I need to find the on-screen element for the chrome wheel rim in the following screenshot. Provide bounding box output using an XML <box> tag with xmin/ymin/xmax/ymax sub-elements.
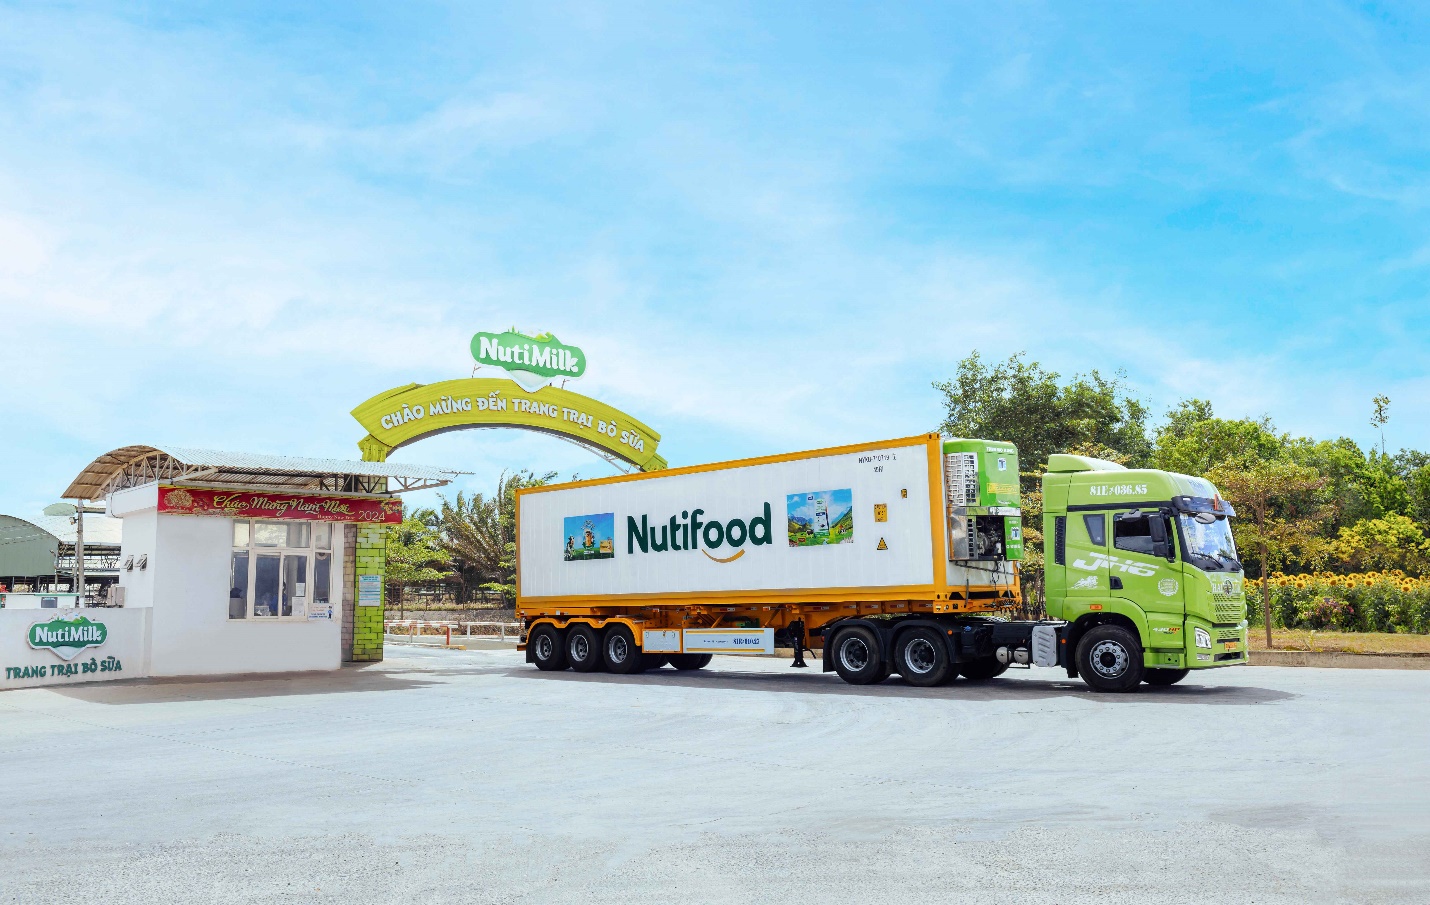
<box><xmin>904</xmin><ymin>638</ymin><xmax>937</xmax><ymax>675</ymax></box>
<box><xmin>535</xmin><ymin>635</ymin><xmax>553</xmax><ymax>660</ymax></box>
<box><xmin>1090</xmin><ymin>639</ymin><xmax>1129</xmax><ymax>678</ymax></box>
<box><xmin>609</xmin><ymin>635</ymin><xmax>629</xmax><ymax>663</ymax></box>
<box><xmin>570</xmin><ymin>635</ymin><xmax>589</xmax><ymax>661</ymax></box>
<box><xmin>839</xmin><ymin>637</ymin><xmax>870</xmax><ymax>672</ymax></box>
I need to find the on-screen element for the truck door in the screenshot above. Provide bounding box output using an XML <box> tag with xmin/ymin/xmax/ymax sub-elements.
<box><xmin>1066</xmin><ymin>512</ymin><xmax>1110</xmax><ymax>599</ymax></box>
<box><xmin>1109</xmin><ymin>509</ymin><xmax>1181</xmax><ymax>616</ymax></box>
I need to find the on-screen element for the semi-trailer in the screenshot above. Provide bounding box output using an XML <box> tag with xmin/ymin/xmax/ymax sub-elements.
<box><xmin>515</xmin><ymin>433</ymin><xmax>1248</xmax><ymax>692</ymax></box>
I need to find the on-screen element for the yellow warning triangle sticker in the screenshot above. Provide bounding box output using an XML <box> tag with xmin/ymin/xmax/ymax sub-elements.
<box><xmin>876</xmin><ymin>537</ymin><xmax>888</xmax><ymax>551</ymax></box>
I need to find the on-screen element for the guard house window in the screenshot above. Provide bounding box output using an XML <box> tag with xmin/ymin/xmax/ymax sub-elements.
<box><xmin>229</xmin><ymin>520</ymin><xmax>330</xmax><ymax>620</ymax></box>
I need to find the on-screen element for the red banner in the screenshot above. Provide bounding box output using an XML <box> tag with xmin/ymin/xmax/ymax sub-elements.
<box><xmin>157</xmin><ymin>485</ymin><xmax>402</xmax><ymax>524</ymax></box>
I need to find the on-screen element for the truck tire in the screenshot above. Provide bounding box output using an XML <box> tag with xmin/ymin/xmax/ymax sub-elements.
<box><xmin>567</xmin><ymin>624</ymin><xmax>602</xmax><ymax>672</ymax></box>
<box><xmin>603</xmin><ymin>624</ymin><xmax>646</xmax><ymax>674</ymax></box>
<box><xmin>643</xmin><ymin>655</ymin><xmax>670</xmax><ymax>670</ymax></box>
<box><xmin>957</xmin><ymin>657</ymin><xmax>1009</xmax><ymax>681</ymax></box>
<box><xmin>529</xmin><ymin>624</ymin><xmax>567</xmax><ymax>671</ymax></box>
<box><xmin>1076</xmin><ymin>624</ymin><xmax>1145</xmax><ymax>692</ymax></box>
<box><xmin>1143</xmin><ymin>668</ymin><xmax>1190</xmax><ymax>686</ymax></box>
<box><xmin>831</xmin><ymin>627</ymin><xmax>887</xmax><ymax>685</ymax></box>
<box><xmin>893</xmin><ymin>627</ymin><xmax>951</xmax><ymax>687</ymax></box>
<box><xmin>668</xmin><ymin>653</ymin><xmax>712</xmax><ymax>670</ymax></box>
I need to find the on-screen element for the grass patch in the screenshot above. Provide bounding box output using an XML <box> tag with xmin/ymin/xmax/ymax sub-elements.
<box><xmin>1249</xmin><ymin>629</ymin><xmax>1430</xmax><ymax>655</ymax></box>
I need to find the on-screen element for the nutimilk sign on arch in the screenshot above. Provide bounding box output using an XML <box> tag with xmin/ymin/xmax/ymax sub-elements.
<box><xmin>471</xmin><ymin>329</ymin><xmax>586</xmax><ymax>392</ymax></box>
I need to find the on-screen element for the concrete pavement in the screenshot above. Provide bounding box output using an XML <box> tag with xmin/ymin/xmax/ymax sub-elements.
<box><xmin>2</xmin><ymin>649</ymin><xmax>1427</xmax><ymax>904</ymax></box>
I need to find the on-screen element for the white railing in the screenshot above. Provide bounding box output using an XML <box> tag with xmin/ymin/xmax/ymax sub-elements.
<box><xmin>384</xmin><ymin>620</ymin><xmax>522</xmax><ymax>644</ymax></box>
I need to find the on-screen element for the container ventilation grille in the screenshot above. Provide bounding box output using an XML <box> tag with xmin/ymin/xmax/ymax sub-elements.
<box><xmin>944</xmin><ymin>453</ymin><xmax>978</xmax><ymax>507</ymax></box>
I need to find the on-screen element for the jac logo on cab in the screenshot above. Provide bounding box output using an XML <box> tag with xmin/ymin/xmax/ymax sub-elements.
<box><xmin>1071</xmin><ymin>550</ymin><xmax>1157</xmax><ymax>577</ymax></box>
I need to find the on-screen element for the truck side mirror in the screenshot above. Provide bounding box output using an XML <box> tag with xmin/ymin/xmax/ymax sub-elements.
<box><xmin>1149</xmin><ymin>513</ymin><xmax>1173</xmax><ymax>561</ymax></box>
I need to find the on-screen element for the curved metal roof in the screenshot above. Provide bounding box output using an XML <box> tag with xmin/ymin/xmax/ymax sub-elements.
<box><xmin>63</xmin><ymin>446</ymin><xmax>469</xmax><ymax>500</ymax></box>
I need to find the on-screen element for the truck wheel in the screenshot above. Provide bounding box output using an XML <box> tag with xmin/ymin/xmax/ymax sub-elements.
<box><xmin>1076</xmin><ymin>624</ymin><xmax>1145</xmax><ymax>692</ymax></box>
<box><xmin>1143</xmin><ymin>668</ymin><xmax>1190</xmax><ymax>686</ymax></box>
<box><xmin>668</xmin><ymin>653</ymin><xmax>712</xmax><ymax>670</ymax></box>
<box><xmin>602</xmin><ymin>624</ymin><xmax>646</xmax><ymax>674</ymax></box>
<box><xmin>893</xmin><ymin>627</ymin><xmax>951</xmax><ymax>687</ymax></box>
<box><xmin>831</xmin><ymin>627</ymin><xmax>886</xmax><ymax>685</ymax></box>
<box><xmin>529</xmin><ymin>624</ymin><xmax>567</xmax><ymax>671</ymax></box>
<box><xmin>957</xmin><ymin>658</ymin><xmax>1009</xmax><ymax>681</ymax></box>
<box><xmin>567</xmin><ymin>624</ymin><xmax>602</xmax><ymax>672</ymax></box>
<box><xmin>643</xmin><ymin>655</ymin><xmax>670</xmax><ymax>670</ymax></box>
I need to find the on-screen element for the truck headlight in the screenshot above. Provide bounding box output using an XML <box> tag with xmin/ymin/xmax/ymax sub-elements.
<box><xmin>1194</xmin><ymin>627</ymin><xmax>1212</xmax><ymax>650</ymax></box>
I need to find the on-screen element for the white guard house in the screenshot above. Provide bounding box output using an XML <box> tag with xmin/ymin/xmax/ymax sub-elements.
<box><xmin>1</xmin><ymin>447</ymin><xmax>462</xmax><ymax>690</ymax></box>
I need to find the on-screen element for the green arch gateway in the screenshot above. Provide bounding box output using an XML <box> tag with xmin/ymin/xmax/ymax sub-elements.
<box><xmin>350</xmin><ymin>330</ymin><xmax>666</xmax><ymax>472</ymax></box>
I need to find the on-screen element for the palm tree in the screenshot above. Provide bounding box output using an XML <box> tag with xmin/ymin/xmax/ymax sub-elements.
<box><xmin>435</xmin><ymin>470</ymin><xmax>557</xmax><ymax>605</ymax></box>
<box><xmin>436</xmin><ymin>491</ymin><xmax>503</xmax><ymax>603</ymax></box>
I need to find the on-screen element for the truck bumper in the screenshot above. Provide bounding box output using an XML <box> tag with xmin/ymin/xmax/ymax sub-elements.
<box><xmin>1184</xmin><ymin>617</ymin><xmax>1247</xmax><ymax>669</ymax></box>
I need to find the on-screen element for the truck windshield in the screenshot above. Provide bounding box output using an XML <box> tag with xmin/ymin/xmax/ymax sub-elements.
<box><xmin>1178</xmin><ymin>514</ymin><xmax>1239</xmax><ymax>571</ymax></box>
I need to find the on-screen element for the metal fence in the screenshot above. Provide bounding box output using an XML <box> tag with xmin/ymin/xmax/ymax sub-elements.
<box><xmin>384</xmin><ymin>620</ymin><xmax>522</xmax><ymax>643</ymax></box>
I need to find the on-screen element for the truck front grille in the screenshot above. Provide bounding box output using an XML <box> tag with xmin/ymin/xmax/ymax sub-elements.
<box><xmin>1213</xmin><ymin>600</ymin><xmax>1245</xmax><ymax>624</ymax></box>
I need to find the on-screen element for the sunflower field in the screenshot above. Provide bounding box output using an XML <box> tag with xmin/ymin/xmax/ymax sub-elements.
<box><xmin>1245</xmin><ymin>571</ymin><xmax>1430</xmax><ymax>634</ymax></box>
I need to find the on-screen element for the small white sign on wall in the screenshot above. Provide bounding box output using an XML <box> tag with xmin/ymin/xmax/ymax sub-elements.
<box><xmin>357</xmin><ymin>575</ymin><xmax>382</xmax><ymax>607</ymax></box>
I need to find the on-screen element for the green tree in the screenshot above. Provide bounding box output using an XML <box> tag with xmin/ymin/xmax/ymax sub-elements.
<box><xmin>463</xmin><ymin>468</ymin><xmax>563</xmax><ymax>603</ymax></box>
<box><xmin>385</xmin><ymin>512</ymin><xmax>453</xmax><ymax>617</ymax></box>
<box><xmin>435</xmin><ymin>491</ymin><xmax>503</xmax><ymax>603</ymax></box>
<box><xmin>1291</xmin><ymin>438</ymin><xmax>1410</xmax><ymax>530</ymax></box>
<box><xmin>1336</xmin><ymin>514</ymin><xmax>1430</xmax><ymax>576</ymax></box>
<box><xmin>1152</xmin><ymin>399</ymin><xmax>1285</xmax><ymax>476</ymax></box>
<box><xmin>1206</xmin><ymin>457</ymin><xmax>1330</xmax><ymax>648</ymax></box>
<box><xmin>1371</xmin><ymin>394</ymin><xmax>1390</xmax><ymax>456</ymax></box>
<box><xmin>934</xmin><ymin>351</ymin><xmax>1151</xmax><ymax>489</ymax></box>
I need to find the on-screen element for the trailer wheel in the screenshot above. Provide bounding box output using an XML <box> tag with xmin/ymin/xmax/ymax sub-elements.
<box><xmin>1075</xmin><ymin>624</ymin><xmax>1145</xmax><ymax>692</ymax></box>
<box><xmin>668</xmin><ymin>653</ymin><xmax>713</xmax><ymax>670</ymax></box>
<box><xmin>831</xmin><ymin>627</ymin><xmax>886</xmax><ymax>685</ymax></box>
<box><xmin>567</xmin><ymin>624</ymin><xmax>602</xmax><ymax>672</ymax></box>
<box><xmin>957</xmin><ymin>658</ymin><xmax>1009</xmax><ymax>682</ymax></box>
<box><xmin>602</xmin><ymin>624</ymin><xmax>646</xmax><ymax>674</ymax></box>
<box><xmin>643</xmin><ymin>655</ymin><xmax>670</xmax><ymax>670</ymax></box>
<box><xmin>893</xmin><ymin>627</ymin><xmax>951</xmax><ymax>687</ymax></box>
<box><xmin>1143</xmin><ymin>668</ymin><xmax>1189</xmax><ymax>686</ymax></box>
<box><xmin>529</xmin><ymin>624</ymin><xmax>567</xmax><ymax>671</ymax></box>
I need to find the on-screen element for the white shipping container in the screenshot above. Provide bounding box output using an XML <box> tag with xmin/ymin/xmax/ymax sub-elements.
<box><xmin>518</xmin><ymin>439</ymin><xmax>938</xmax><ymax>601</ymax></box>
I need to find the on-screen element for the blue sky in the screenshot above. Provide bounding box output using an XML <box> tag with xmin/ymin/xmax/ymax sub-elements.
<box><xmin>1</xmin><ymin>2</ymin><xmax>1427</xmax><ymax>517</ymax></box>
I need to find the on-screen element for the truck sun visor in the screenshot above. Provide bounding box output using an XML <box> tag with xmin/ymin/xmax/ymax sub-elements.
<box><xmin>1172</xmin><ymin>495</ymin><xmax>1236</xmax><ymax>518</ymax></box>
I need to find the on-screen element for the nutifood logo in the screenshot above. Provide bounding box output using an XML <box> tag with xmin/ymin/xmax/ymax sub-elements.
<box><xmin>471</xmin><ymin>329</ymin><xmax>585</xmax><ymax>392</ymax></box>
<box><xmin>28</xmin><ymin>613</ymin><xmax>107</xmax><ymax>661</ymax></box>
<box><xmin>627</xmin><ymin>504</ymin><xmax>774</xmax><ymax>564</ymax></box>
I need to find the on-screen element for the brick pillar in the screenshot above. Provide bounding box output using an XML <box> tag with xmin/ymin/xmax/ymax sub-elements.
<box><xmin>341</xmin><ymin>524</ymin><xmax>358</xmax><ymax>662</ymax></box>
<box><xmin>351</xmin><ymin>523</ymin><xmax>388</xmax><ymax>662</ymax></box>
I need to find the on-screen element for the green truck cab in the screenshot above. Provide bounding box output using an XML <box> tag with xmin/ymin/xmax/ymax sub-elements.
<box><xmin>1042</xmin><ymin>453</ymin><xmax>1249</xmax><ymax>691</ymax></box>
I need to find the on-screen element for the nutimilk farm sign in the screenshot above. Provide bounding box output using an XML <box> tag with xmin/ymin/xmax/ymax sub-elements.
<box><xmin>4</xmin><ymin>612</ymin><xmax>125</xmax><ymax>683</ymax></box>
